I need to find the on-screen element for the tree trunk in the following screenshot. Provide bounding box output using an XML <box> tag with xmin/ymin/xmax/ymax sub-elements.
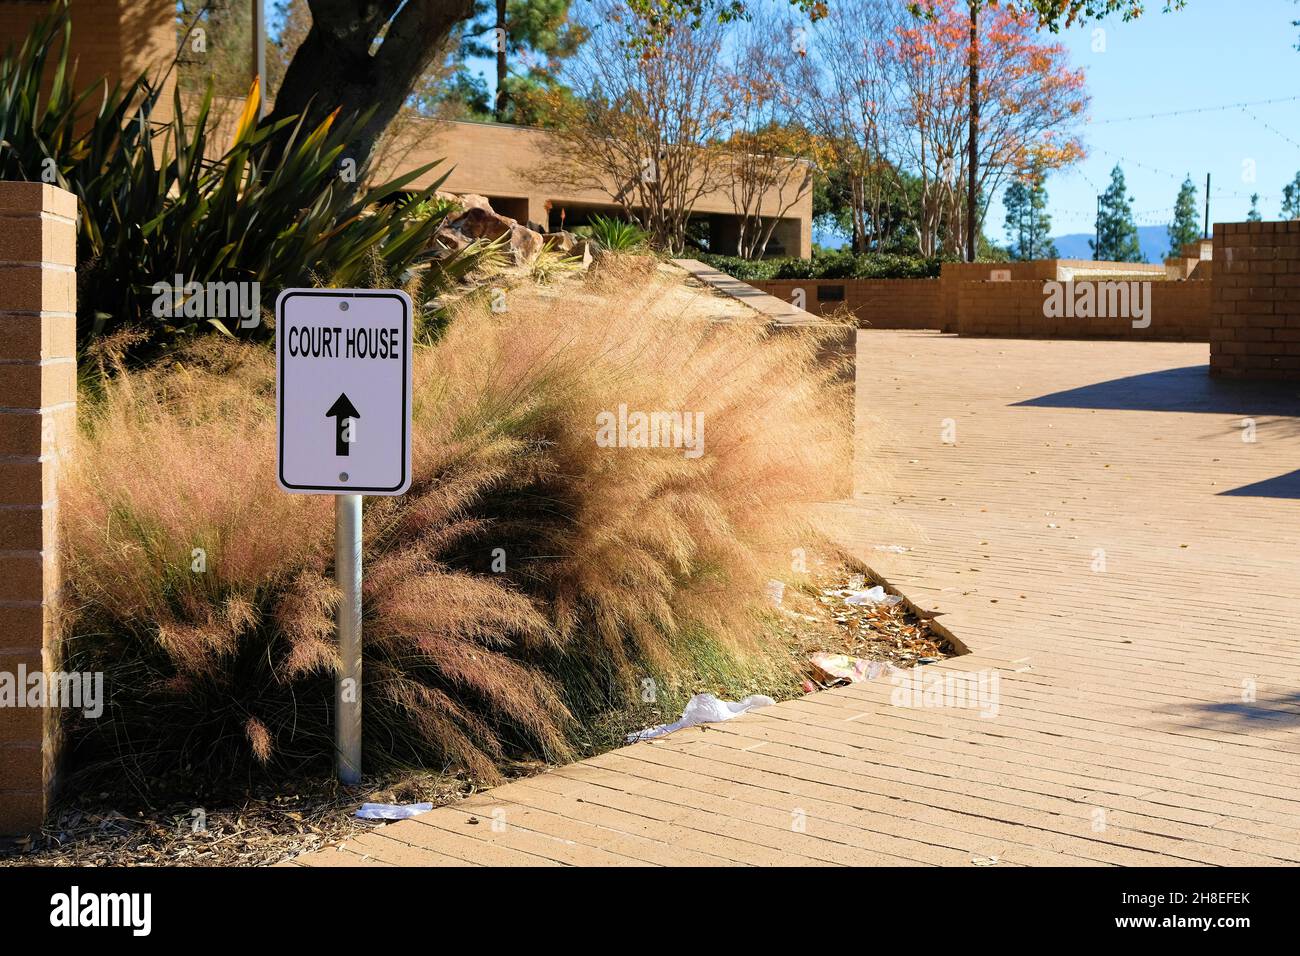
<box><xmin>851</xmin><ymin>176</ymin><xmax>868</xmax><ymax>254</ymax></box>
<box><xmin>966</xmin><ymin>0</ymin><xmax>979</xmax><ymax>262</ymax></box>
<box><xmin>494</xmin><ymin>0</ymin><xmax>508</xmax><ymax>120</ymax></box>
<box><xmin>267</xmin><ymin>0</ymin><xmax>476</xmax><ymax>171</ymax></box>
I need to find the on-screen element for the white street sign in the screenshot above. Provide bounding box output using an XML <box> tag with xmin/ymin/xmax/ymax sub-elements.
<box><xmin>276</xmin><ymin>289</ymin><xmax>413</xmax><ymax>495</ymax></box>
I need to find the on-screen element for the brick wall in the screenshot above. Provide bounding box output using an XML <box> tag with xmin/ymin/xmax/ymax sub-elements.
<box><xmin>0</xmin><ymin>182</ymin><xmax>77</xmax><ymax>835</ymax></box>
<box><xmin>939</xmin><ymin>261</ymin><xmax>1057</xmax><ymax>332</ymax></box>
<box><xmin>750</xmin><ymin>261</ymin><xmax>1173</xmax><ymax>334</ymax></box>
<box><xmin>751</xmin><ymin>278</ymin><xmax>941</xmax><ymax>329</ymax></box>
<box><xmin>1210</xmin><ymin>221</ymin><xmax>1300</xmax><ymax>378</ymax></box>
<box><xmin>940</xmin><ymin>260</ymin><xmax>1169</xmax><ymax>333</ymax></box>
<box><xmin>1149</xmin><ymin>282</ymin><xmax>1215</xmax><ymax>339</ymax></box>
<box><xmin>955</xmin><ymin>280</ymin><xmax>1047</xmax><ymax>336</ymax></box>
<box><xmin>957</xmin><ymin>279</ymin><xmax>1212</xmax><ymax>340</ymax></box>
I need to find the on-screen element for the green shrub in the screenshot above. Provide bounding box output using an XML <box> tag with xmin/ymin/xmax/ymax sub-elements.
<box><xmin>697</xmin><ymin>250</ymin><xmax>943</xmax><ymax>282</ymax></box>
<box><xmin>694</xmin><ymin>255</ymin><xmax>785</xmax><ymax>281</ymax></box>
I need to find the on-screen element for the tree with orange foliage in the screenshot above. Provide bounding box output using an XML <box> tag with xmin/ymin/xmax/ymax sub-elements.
<box><xmin>906</xmin><ymin>0</ymin><xmax>1176</xmax><ymax>258</ymax></box>
<box><xmin>896</xmin><ymin>0</ymin><xmax>1087</xmax><ymax>258</ymax></box>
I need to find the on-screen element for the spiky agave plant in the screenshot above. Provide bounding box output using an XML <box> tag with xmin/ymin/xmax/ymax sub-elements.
<box><xmin>578</xmin><ymin>214</ymin><xmax>651</xmax><ymax>252</ymax></box>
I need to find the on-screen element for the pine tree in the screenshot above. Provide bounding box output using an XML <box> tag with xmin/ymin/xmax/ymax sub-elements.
<box><xmin>1282</xmin><ymin>172</ymin><xmax>1300</xmax><ymax>220</ymax></box>
<box><xmin>459</xmin><ymin>0</ymin><xmax>586</xmax><ymax>124</ymax></box>
<box><xmin>1247</xmin><ymin>193</ymin><xmax>1262</xmax><ymax>222</ymax></box>
<box><xmin>1003</xmin><ymin>168</ymin><xmax>1058</xmax><ymax>260</ymax></box>
<box><xmin>1003</xmin><ymin>180</ymin><xmax>1029</xmax><ymax>260</ymax></box>
<box><xmin>1029</xmin><ymin>174</ymin><xmax>1060</xmax><ymax>259</ymax></box>
<box><xmin>1090</xmin><ymin>165</ymin><xmax>1143</xmax><ymax>263</ymax></box>
<box><xmin>1166</xmin><ymin>176</ymin><xmax>1201</xmax><ymax>258</ymax></box>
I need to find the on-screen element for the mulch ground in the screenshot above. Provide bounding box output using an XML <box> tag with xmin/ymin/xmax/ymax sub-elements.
<box><xmin>0</xmin><ymin>771</ymin><xmax>475</xmax><ymax>868</ymax></box>
<box><xmin>777</xmin><ymin>555</ymin><xmax>954</xmax><ymax>677</ymax></box>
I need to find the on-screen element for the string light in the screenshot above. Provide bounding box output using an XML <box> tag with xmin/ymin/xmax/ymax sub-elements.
<box><xmin>1087</xmin><ymin>145</ymin><xmax>1280</xmax><ymax>203</ymax></box>
<box><xmin>1013</xmin><ymin>98</ymin><xmax>1300</xmax><ymax>232</ymax></box>
<box><xmin>1240</xmin><ymin>107</ymin><xmax>1300</xmax><ymax>152</ymax></box>
<box><xmin>1093</xmin><ymin>95</ymin><xmax>1300</xmax><ymax>126</ymax></box>
<box><xmin>1063</xmin><ymin>93</ymin><xmax>1300</xmax><ymax>222</ymax></box>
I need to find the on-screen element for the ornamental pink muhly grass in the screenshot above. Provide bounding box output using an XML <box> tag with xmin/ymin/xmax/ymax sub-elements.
<box><xmin>60</xmin><ymin>261</ymin><xmax>850</xmax><ymax>785</ymax></box>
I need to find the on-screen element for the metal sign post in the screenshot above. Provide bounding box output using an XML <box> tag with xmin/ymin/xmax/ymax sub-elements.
<box><xmin>276</xmin><ymin>289</ymin><xmax>413</xmax><ymax>783</ymax></box>
<box><xmin>335</xmin><ymin>493</ymin><xmax>363</xmax><ymax>783</ymax></box>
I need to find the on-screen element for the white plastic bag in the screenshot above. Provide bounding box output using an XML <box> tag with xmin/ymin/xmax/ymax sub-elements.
<box><xmin>845</xmin><ymin>586</ymin><xmax>902</xmax><ymax>607</ymax></box>
<box><xmin>627</xmin><ymin>693</ymin><xmax>775</xmax><ymax>742</ymax></box>
<box><xmin>355</xmin><ymin>802</ymin><xmax>434</xmax><ymax>820</ymax></box>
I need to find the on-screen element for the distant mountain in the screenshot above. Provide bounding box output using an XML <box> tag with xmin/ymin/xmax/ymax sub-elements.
<box><xmin>1049</xmin><ymin>224</ymin><xmax>1172</xmax><ymax>265</ymax></box>
<box><xmin>817</xmin><ymin>222</ymin><xmax>1179</xmax><ymax>262</ymax></box>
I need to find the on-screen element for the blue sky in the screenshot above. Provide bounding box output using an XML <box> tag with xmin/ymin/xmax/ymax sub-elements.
<box><xmin>1044</xmin><ymin>0</ymin><xmax>1300</xmax><ymax>237</ymax></box>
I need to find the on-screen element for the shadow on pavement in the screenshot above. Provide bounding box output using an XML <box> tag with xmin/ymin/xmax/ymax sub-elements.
<box><xmin>1152</xmin><ymin>690</ymin><xmax>1300</xmax><ymax>736</ymax></box>
<box><xmin>1014</xmin><ymin>365</ymin><xmax>1300</xmax><ymax>416</ymax></box>
<box><xmin>1219</xmin><ymin>469</ymin><xmax>1300</xmax><ymax>500</ymax></box>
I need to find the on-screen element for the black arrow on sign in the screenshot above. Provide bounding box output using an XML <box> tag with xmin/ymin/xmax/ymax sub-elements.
<box><xmin>326</xmin><ymin>392</ymin><xmax>361</xmax><ymax>456</ymax></box>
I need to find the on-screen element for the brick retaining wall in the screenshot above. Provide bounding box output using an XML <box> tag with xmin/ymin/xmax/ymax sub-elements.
<box><xmin>752</xmin><ymin>259</ymin><xmax>1174</xmax><ymax>334</ymax></box>
<box><xmin>751</xmin><ymin>278</ymin><xmax>941</xmax><ymax>329</ymax></box>
<box><xmin>957</xmin><ymin>279</ymin><xmax>1212</xmax><ymax>340</ymax></box>
<box><xmin>939</xmin><ymin>261</ymin><xmax>1058</xmax><ymax>332</ymax></box>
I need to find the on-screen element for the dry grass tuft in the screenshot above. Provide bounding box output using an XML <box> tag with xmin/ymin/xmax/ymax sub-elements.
<box><xmin>61</xmin><ymin>263</ymin><xmax>850</xmax><ymax>789</ymax></box>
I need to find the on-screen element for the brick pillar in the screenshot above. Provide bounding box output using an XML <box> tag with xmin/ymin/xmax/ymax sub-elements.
<box><xmin>1211</xmin><ymin>221</ymin><xmax>1300</xmax><ymax>378</ymax></box>
<box><xmin>0</xmin><ymin>182</ymin><xmax>77</xmax><ymax>835</ymax></box>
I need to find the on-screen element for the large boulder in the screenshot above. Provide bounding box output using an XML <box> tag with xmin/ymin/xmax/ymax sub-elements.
<box><xmin>432</xmin><ymin>194</ymin><xmax>547</xmax><ymax>267</ymax></box>
<box><xmin>542</xmin><ymin>231</ymin><xmax>578</xmax><ymax>253</ymax></box>
<box><xmin>508</xmin><ymin>224</ymin><xmax>545</xmax><ymax>265</ymax></box>
<box><xmin>454</xmin><ymin>205</ymin><xmax>516</xmax><ymax>242</ymax></box>
<box><xmin>454</xmin><ymin>193</ymin><xmax>494</xmax><ymax>214</ymax></box>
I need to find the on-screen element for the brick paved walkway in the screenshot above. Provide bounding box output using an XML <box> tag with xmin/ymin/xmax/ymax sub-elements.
<box><xmin>289</xmin><ymin>332</ymin><xmax>1300</xmax><ymax>866</ymax></box>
